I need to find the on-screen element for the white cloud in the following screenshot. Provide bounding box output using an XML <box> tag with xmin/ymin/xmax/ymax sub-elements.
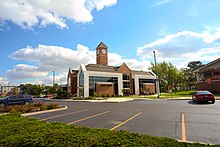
<box><xmin>7</xmin><ymin>43</ymin><xmax>151</xmax><ymax>85</ymax></box>
<box><xmin>93</xmin><ymin>0</ymin><xmax>117</xmax><ymax>11</ymax></box>
<box><xmin>0</xmin><ymin>77</ymin><xmax>9</xmax><ymax>86</ymax></box>
<box><xmin>137</xmin><ymin>28</ymin><xmax>220</xmax><ymax>68</ymax></box>
<box><xmin>34</xmin><ymin>72</ymin><xmax>68</xmax><ymax>85</ymax></box>
<box><xmin>0</xmin><ymin>0</ymin><xmax>117</xmax><ymax>29</ymax></box>
<box><xmin>108</xmin><ymin>53</ymin><xmax>151</xmax><ymax>71</ymax></box>
<box><xmin>153</xmin><ymin>0</ymin><xmax>172</xmax><ymax>7</ymax></box>
<box><xmin>6</xmin><ymin>64</ymin><xmax>48</xmax><ymax>79</ymax></box>
<box><xmin>10</xmin><ymin>44</ymin><xmax>96</xmax><ymax>72</ymax></box>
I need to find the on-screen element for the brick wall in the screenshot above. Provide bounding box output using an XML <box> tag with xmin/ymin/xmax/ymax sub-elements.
<box><xmin>71</xmin><ymin>76</ymin><xmax>77</xmax><ymax>96</ymax></box>
<box><xmin>96</xmin><ymin>83</ymin><xmax>114</xmax><ymax>96</ymax></box>
<box><xmin>196</xmin><ymin>81</ymin><xmax>220</xmax><ymax>93</ymax></box>
<box><xmin>117</xmin><ymin>63</ymin><xmax>133</xmax><ymax>95</ymax></box>
<box><xmin>143</xmin><ymin>83</ymin><xmax>155</xmax><ymax>94</ymax></box>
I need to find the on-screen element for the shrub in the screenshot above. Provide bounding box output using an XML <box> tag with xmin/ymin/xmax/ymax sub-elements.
<box><xmin>46</xmin><ymin>103</ymin><xmax>59</xmax><ymax>110</ymax></box>
<box><xmin>0</xmin><ymin>102</ymin><xmax>60</xmax><ymax>114</ymax></box>
<box><xmin>0</xmin><ymin>114</ymin><xmax>211</xmax><ymax>147</ymax></box>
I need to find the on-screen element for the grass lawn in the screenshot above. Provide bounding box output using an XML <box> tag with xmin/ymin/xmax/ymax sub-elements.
<box><xmin>0</xmin><ymin>113</ymin><xmax>217</xmax><ymax>146</ymax></box>
<box><xmin>72</xmin><ymin>90</ymin><xmax>220</xmax><ymax>100</ymax></box>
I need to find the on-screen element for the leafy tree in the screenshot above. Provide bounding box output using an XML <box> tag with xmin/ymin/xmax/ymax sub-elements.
<box><xmin>149</xmin><ymin>61</ymin><xmax>179</xmax><ymax>92</ymax></box>
<box><xmin>185</xmin><ymin>61</ymin><xmax>204</xmax><ymax>89</ymax></box>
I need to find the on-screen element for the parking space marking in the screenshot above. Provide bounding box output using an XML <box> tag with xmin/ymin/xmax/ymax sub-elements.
<box><xmin>110</xmin><ymin>112</ymin><xmax>142</xmax><ymax>131</ymax></box>
<box><xmin>68</xmin><ymin>111</ymin><xmax>110</xmax><ymax>125</ymax></box>
<box><xmin>40</xmin><ymin>109</ymin><xmax>88</xmax><ymax>121</ymax></box>
<box><xmin>181</xmin><ymin>113</ymin><xmax>187</xmax><ymax>141</ymax></box>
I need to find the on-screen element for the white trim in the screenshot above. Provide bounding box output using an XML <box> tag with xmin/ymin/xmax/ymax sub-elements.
<box><xmin>133</xmin><ymin>74</ymin><xmax>157</xmax><ymax>95</ymax></box>
<box><xmin>84</xmin><ymin>71</ymin><xmax>123</xmax><ymax>97</ymax></box>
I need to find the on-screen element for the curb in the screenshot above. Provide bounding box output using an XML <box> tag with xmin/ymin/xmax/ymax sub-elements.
<box><xmin>45</xmin><ymin>98</ymin><xmax>134</xmax><ymax>103</ymax></box>
<box><xmin>177</xmin><ymin>140</ymin><xmax>214</xmax><ymax>145</ymax></box>
<box><xmin>21</xmin><ymin>105</ymin><xmax>68</xmax><ymax>116</ymax></box>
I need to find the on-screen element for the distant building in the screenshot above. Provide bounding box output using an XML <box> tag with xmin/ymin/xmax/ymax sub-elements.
<box><xmin>194</xmin><ymin>58</ymin><xmax>220</xmax><ymax>93</ymax></box>
<box><xmin>0</xmin><ymin>86</ymin><xmax>20</xmax><ymax>96</ymax></box>
<box><xmin>67</xmin><ymin>42</ymin><xmax>158</xmax><ymax>97</ymax></box>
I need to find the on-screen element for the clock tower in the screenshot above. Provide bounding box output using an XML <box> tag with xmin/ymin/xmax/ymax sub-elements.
<box><xmin>96</xmin><ymin>42</ymin><xmax>108</xmax><ymax>66</ymax></box>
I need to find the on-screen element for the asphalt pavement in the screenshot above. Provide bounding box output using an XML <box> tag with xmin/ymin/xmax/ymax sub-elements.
<box><xmin>30</xmin><ymin>98</ymin><xmax>220</xmax><ymax>145</ymax></box>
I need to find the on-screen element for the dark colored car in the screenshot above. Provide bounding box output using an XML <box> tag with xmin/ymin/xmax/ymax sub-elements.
<box><xmin>192</xmin><ymin>90</ymin><xmax>215</xmax><ymax>104</ymax></box>
<box><xmin>0</xmin><ymin>95</ymin><xmax>34</xmax><ymax>107</ymax></box>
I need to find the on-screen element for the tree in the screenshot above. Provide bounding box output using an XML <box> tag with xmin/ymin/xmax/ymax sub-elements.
<box><xmin>187</xmin><ymin>61</ymin><xmax>203</xmax><ymax>70</ymax></box>
<box><xmin>149</xmin><ymin>61</ymin><xmax>179</xmax><ymax>92</ymax></box>
<box><xmin>186</xmin><ymin>61</ymin><xmax>204</xmax><ymax>89</ymax></box>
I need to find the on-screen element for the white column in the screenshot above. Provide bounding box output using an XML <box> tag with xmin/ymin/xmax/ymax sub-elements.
<box><xmin>134</xmin><ymin>75</ymin><xmax>139</xmax><ymax>95</ymax></box>
<box><xmin>84</xmin><ymin>72</ymin><xmax>89</xmax><ymax>97</ymax></box>
<box><xmin>195</xmin><ymin>73</ymin><xmax>201</xmax><ymax>82</ymax></box>
<box><xmin>118</xmin><ymin>74</ymin><xmax>123</xmax><ymax>95</ymax></box>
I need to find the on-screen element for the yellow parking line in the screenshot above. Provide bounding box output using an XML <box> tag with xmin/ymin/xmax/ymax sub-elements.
<box><xmin>181</xmin><ymin>113</ymin><xmax>187</xmax><ymax>141</ymax></box>
<box><xmin>40</xmin><ymin>109</ymin><xmax>88</xmax><ymax>121</ymax></box>
<box><xmin>68</xmin><ymin>111</ymin><xmax>110</xmax><ymax>125</ymax></box>
<box><xmin>110</xmin><ymin>112</ymin><xmax>142</xmax><ymax>131</ymax></box>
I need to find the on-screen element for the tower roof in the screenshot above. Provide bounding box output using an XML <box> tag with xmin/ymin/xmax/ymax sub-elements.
<box><xmin>96</xmin><ymin>42</ymin><xmax>108</xmax><ymax>48</ymax></box>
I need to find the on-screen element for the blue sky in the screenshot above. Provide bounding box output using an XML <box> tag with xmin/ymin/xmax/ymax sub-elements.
<box><xmin>0</xmin><ymin>0</ymin><xmax>220</xmax><ymax>86</ymax></box>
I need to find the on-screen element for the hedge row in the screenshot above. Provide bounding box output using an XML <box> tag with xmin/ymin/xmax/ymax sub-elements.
<box><xmin>0</xmin><ymin>114</ymin><xmax>216</xmax><ymax>147</ymax></box>
<box><xmin>0</xmin><ymin>102</ymin><xmax>59</xmax><ymax>114</ymax></box>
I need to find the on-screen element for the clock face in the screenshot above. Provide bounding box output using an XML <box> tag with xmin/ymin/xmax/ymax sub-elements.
<box><xmin>97</xmin><ymin>49</ymin><xmax>100</xmax><ymax>54</ymax></box>
<box><xmin>102</xmin><ymin>49</ymin><xmax>106</xmax><ymax>54</ymax></box>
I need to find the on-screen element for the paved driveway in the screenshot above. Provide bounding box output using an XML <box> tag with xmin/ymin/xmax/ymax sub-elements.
<box><xmin>30</xmin><ymin>99</ymin><xmax>220</xmax><ymax>144</ymax></box>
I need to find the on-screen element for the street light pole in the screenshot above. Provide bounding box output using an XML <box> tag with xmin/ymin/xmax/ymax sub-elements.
<box><xmin>52</xmin><ymin>71</ymin><xmax>55</xmax><ymax>87</ymax></box>
<box><xmin>153</xmin><ymin>51</ymin><xmax>160</xmax><ymax>98</ymax></box>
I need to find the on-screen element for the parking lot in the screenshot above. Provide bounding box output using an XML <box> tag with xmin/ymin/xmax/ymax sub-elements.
<box><xmin>30</xmin><ymin>99</ymin><xmax>220</xmax><ymax>144</ymax></box>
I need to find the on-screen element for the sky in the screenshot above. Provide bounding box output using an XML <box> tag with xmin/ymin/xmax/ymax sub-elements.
<box><xmin>0</xmin><ymin>0</ymin><xmax>220</xmax><ymax>86</ymax></box>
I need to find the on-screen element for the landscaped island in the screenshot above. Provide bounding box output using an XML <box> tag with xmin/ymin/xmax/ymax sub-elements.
<box><xmin>0</xmin><ymin>114</ymin><xmax>216</xmax><ymax>146</ymax></box>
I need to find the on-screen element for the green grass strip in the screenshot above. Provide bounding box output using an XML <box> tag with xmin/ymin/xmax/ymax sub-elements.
<box><xmin>0</xmin><ymin>113</ymin><xmax>219</xmax><ymax>147</ymax></box>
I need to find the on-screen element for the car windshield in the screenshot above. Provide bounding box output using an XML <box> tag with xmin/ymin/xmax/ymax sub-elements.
<box><xmin>0</xmin><ymin>96</ymin><xmax>10</xmax><ymax>99</ymax></box>
<box><xmin>197</xmin><ymin>91</ymin><xmax>212</xmax><ymax>95</ymax></box>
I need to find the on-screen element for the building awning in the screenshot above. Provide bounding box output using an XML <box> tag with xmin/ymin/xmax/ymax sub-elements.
<box><xmin>96</xmin><ymin>82</ymin><xmax>113</xmax><ymax>86</ymax></box>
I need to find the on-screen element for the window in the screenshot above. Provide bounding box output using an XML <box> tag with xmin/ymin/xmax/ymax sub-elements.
<box><xmin>213</xmin><ymin>71</ymin><xmax>220</xmax><ymax>76</ymax></box>
<box><xmin>79</xmin><ymin>72</ymin><xmax>84</xmax><ymax>87</ymax></box>
<box><xmin>123</xmin><ymin>81</ymin><xmax>130</xmax><ymax>88</ymax></box>
<box><xmin>139</xmin><ymin>79</ymin><xmax>155</xmax><ymax>94</ymax></box>
<box><xmin>123</xmin><ymin>73</ymin><xmax>129</xmax><ymax>80</ymax></box>
<box><xmin>89</xmin><ymin>76</ymin><xmax>118</xmax><ymax>96</ymax></box>
<box><xmin>204</xmin><ymin>72</ymin><xmax>212</xmax><ymax>77</ymax></box>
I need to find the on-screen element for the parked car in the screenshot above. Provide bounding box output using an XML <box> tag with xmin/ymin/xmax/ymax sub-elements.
<box><xmin>192</xmin><ymin>90</ymin><xmax>215</xmax><ymax>104</ymax></box>
<box><xmin>0</xmin><ymin>95</ymin><xmax>34</xmax><ymax>107</ymax></box>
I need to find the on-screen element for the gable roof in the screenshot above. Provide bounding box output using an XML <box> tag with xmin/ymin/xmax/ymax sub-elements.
<box><xmin>85</xmin><ymin>64</ymin><xmax>154</xmax><ymax>77</ymax></box>
<box><xmin>132</xmin><ymin>70</ymin><xmax>154</xmax><ymax>76</ymax></box>
<box><xmin>85</xmin><ymin>64</ymin><xmax>119</xmax><ymax>73</ymax></box>
<box><xmin>96</xmin><ymin>42</ymin><xmax>108</xmax><ymax>48</ymax></box>
<box><xmin>193</xmin><ymin>58</ymin><xmax>220</xmax><ymax>73</ymax></box>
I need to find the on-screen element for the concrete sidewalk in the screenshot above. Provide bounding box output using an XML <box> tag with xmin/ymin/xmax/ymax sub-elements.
<box><xmin>46</xmin><ymin>98</ymin><xmax>133</xmax><ymax>103</ymax></box>
<box><xmin>46</xmin><ymin>96</ymin><xmax>220</xmax><ymax>103</ymax></box>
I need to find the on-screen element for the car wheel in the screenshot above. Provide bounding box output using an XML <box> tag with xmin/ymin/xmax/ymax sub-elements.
<box><xmin>0</xmin><ymin>103</ymin><xmax>6</xmax><ymax>107</ymax></box>
<box><xmin>24</xmin><ymin>101</ymin><xmax>30</xmax><ymax>105</ymax></box>
<box><xmin>211</xmin><ymin>100</ymin><xmax>215</xmax><ymax>104</ymax></box>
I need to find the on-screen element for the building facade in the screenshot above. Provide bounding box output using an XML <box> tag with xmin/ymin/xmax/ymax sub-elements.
<box><xmin>0</xmin><ymin>86</ymin><xmax>20</xmax><ymax>96</ymax></box>
<box><xmin>194</xmin><ymin>58</ymin><xmax>220</xmax><ymax>93</ymax></box>
<box><xmin>68</xmin><ymin>42</ymin><xmax>158</xmax><ymax>97</ymax></box>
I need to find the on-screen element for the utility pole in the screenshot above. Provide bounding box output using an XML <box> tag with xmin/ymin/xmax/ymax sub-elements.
<box><xmin>52</xmin><ymin>71</ymin><xmax>55</xmax><ymax>87</ymax></box>
<box><xmin>153</xmin><ymin>51</ymin><xmax>160</xmax><ymax>98</ymax></box>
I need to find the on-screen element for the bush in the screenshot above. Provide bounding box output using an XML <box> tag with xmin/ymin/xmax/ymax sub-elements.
<box><xmin>0</xmin><ymin>114</ymin><xmax>212</xmax><ymax>146</ymax></box>
<box><xmin>111</xmin><ymin>94</ymin><xmax>115</xmax><ymax>97</ymax></box>
<box><xmin>0</xmin><ymin>103</ymin><xmax>60</xmax><ymax>114</ymax></box>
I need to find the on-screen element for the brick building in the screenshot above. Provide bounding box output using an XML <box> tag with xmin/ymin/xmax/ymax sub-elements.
<box><xmin>67</xmin><ymin>42</ymin><xmax>158</xmax><ymax>97</ymax></box>
<box><xmin>194</xmin><ymin>58</ymin><xmax>220</xmax><ymax>93</ymax></box>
